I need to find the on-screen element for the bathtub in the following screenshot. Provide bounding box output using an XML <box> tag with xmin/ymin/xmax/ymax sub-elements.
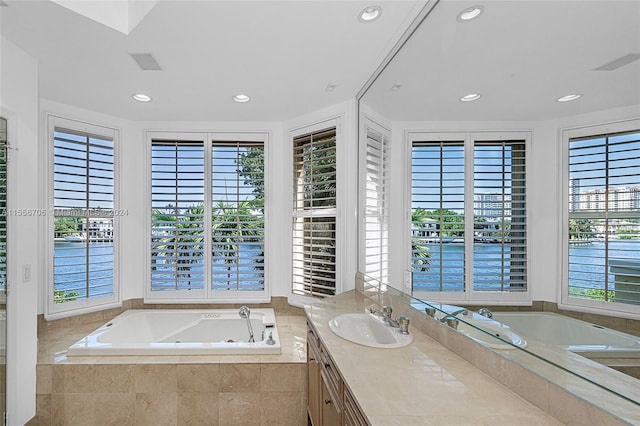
<box><xmin>491</xmin><ymin>312</ymin><xmax>640</xmax><ymax>359</ymax></box>
<box><xmin>67</xmin><ymin>308</ymin><xmax>281</xmax><ymax>356</ymax></box>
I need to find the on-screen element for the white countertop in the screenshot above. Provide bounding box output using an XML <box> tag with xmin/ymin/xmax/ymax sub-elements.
<box><xmin>305</xmin><ymin>290</ymin><xmax>564</xmax><ymax>425</ymax></box>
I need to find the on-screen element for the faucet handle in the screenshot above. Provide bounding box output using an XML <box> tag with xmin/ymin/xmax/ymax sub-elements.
<box><xmin>382</xmin><ymin>305</ymin><xmax>393</xmax><ymax>317</ymax></box>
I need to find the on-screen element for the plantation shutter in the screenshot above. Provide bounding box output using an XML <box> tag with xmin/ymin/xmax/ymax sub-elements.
<box><xmin>411</xmin><ymin>141</ymin><xmax>465</xmax><ymax>292</ymax></box>
<box><xmin>473</xmin><ymin>140</ymin><xmax>527</xmax><ymax>291</ymax></box>
<box><xmin>150</xmin><ymin>140</ymin><xmax>205</xmax><ymax>291</ymax></box>
<box><xmin>568</xmin><ymin>130</ymin><xmax>640</xmax><ymax>305</ymax></box>
<box><xmin>363</xmin><ymin>127</ymin><xmax>390</xmax><ymax>283</ymax></box>
<box><xmin>211</xmin><ymin>141</ymin><xmax>265</xmax><ymax>291</ymax></box>
<box><xmin>292</xmin><ymin>127</ymin><xmax>337</xmax><ymax>297</ymax></box>
<box><xmin>53</xmin><ymin>127</ymin><xmax>115</xmax><ymax>302</ymax></box>
<box><xmin>0</xmin><ymin>118</ymin><xmax>7</xmax><ymax>297</ymax></box>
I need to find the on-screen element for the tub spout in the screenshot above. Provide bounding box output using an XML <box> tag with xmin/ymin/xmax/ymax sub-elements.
<box><xmin>238</xmin><ymin>306</ymin><xmax>255</xmax><ymax>343</ymax></box>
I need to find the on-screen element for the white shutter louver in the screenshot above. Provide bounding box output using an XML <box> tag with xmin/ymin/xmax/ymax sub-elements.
<box><xmin>292</xmin><ymin>128</ymin><xmax>337</xmax><ymax>298</ymax></box>
<box><xmin>151</xmin><ymin>140</ymin><xmax>205</xmax><ymax>291</ymax></box>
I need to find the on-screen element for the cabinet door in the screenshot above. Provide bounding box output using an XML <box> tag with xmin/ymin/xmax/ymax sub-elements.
<box><xmin>321</xmin><ymin>371</ymin><xmax>342</xmax><ymax>426</ymax></box>
<box><xmin>308</xmin><ymin>341</ymin><xmax>322</xmax><ymax>426</ymax></box>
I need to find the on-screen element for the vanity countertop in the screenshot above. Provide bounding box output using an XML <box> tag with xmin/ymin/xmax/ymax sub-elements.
<box><xmin>305</xmin><ymin>290</ymin><xmax>563</xmax><ymax>425</ymax></box>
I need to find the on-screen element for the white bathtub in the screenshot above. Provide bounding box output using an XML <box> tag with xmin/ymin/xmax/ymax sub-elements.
<box><xmin>491</xmin><ymin>312</ymin><xmax>640</xmax><ymax>358</ymax></box>
<box><xmin>67</xmin><ymin>308</ymin><xmax>281</xmax><ymax>356</ymax></box>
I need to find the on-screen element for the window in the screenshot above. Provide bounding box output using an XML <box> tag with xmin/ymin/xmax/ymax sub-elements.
<box><xmin>292</xmin><ymin>127</ymin><xmax>337</xmax><ymax>298</ymax></box>
<box><xmin>49</xmin><ymin>117</ymin><xmax>119</xmax><ymax>315</ymax></box>
<box><xmin>362</xmin><ymin>123</ymin><xmax>390</xmax><ymax>283</ymax></box>
<box><xmin>149</xmin><ymin>133</ymin><xmax>267</xmax><ymax>301</ymax></box>
<box><xmin>151</xmin><ymin>140</ymin><xmax>205</xmax><ymax>292</ymax></box>
<box><xmin>566</xmin><ymin>128</ymin><xmax>640</xmax><ymax>310</ymax></box>
<box><xmin>211</xmin><ymin>141</ymin><xmax>265</xmax><ymax>291</ymax></box>
<box><xmin>409</xmin><ymin>132</ymin><xmax>528</xmax><ymax>302</ymax></box>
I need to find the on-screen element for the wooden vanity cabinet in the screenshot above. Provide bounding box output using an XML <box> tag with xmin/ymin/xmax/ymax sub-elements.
<box><xmin>307</xmin><ymin>321</ymin><xmax>369</xmax><ymax>426</ymax></box>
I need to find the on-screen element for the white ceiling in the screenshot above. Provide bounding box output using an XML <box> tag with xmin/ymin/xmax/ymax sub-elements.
<box><xmin>363</xmin><ymin>0</ymin><xmax>640</xmax><ymax>122</ymax></box>
<box><xmin>0</xmin><ymin>0</ymin><xmax>426</xmax><ymax>121</ymax></box>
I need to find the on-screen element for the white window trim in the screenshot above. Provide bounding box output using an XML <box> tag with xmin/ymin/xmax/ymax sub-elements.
<box><xmin>559</xmin><ymin>118</ymin><xmax>640</xmax><ymax>319</ymax></box>
<box><xmin>358</xmin><ymin>115</ymin><xmax>391</xmax><ymax>283</ymax></box>
<box><xmin>287</xmin><ymin>116</ymin><xmax>345</xmax><ymax>307</ymax></box>
<box><xmin>406</xmin><ymin>130</ymin><xmax>532</xmax><ymax>305</ymax></box>
<box><xmin>144</xmin><ymin>130</ymin><xmax>271</xmax><ymax>304</ymax></box>
<box><xmin>45</xmin><ymin>114</ymin><xmax>121</xmax><ymax>320</ymax></box>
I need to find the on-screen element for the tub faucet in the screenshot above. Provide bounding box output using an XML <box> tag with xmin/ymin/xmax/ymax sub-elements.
<box><xmin>439</xmin><ymin>308</ymin><xmax>468</xmax><ymax>323</ymax></box>
<box><xmin>238</xmin><ymin>306</ymin><xmax>255</xmax><ymax>343</ymax></box>
<box><xmin>477</xmin><ymin>307</ymin><xmax>493</xmax><ymax>319</ymax></box>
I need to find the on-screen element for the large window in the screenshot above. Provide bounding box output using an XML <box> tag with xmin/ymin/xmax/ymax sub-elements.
<box><xmin>149</xmin><ymin>133</ymin><xmax>267</xmax><ymax>301</ymax></box>
<box><xmin>410</xmin><ymin>132</ymin><xmax>528</xmax><ymax>302</ymax></box>
<box><xmin>292</xmin><ymin>127</ymin><xmax>337</xmax><ymax>298</ymax></box>
<box><xmin>566</xmin><ymin>128</ymin><xmax>640</xmax><ymax>310</ymax></box>
<box><xmin>49</xmin><ymin>117</ymin><xmax>119</xmax><ymax>316</ymax></box>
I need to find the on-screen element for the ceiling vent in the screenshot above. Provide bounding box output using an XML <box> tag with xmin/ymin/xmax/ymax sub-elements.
<box><xmin>594</xmin><ymin>53</ymin><xmax>640</xmax><ymax>71</ymax></box>
<box><xmin>129</xmin><ymin>53</ymin><xmax>162</xmax><ymax>71</ymax></box>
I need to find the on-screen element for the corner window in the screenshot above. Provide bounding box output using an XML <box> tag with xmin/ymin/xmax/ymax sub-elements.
<box><xmin>48</xmin><ymin>116</ymin><xmax>119</xmax><ymax>316</ymax></box>
<box><xmin>566</xmin><ymin>127</ymin><xmax>640</xmax><ymax>311</ymax></box>
<box><xmin>292</xmin><ymin>126</ymin><xmax>337</xmax><ymax>298</ymax></box>
<box><xmin>409</xmin><ymin>132</ymin><xmax>529</xmax><ymax>302</ymax></box>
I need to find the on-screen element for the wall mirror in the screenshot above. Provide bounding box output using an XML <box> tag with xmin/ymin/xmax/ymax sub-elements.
<box><xmin>357</xmin><ymin>0</ymin><xmax>640</xmax><ymax>420</ymax></box>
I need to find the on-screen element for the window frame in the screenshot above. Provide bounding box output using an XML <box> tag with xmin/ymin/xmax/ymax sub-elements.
<box><xmin>359</xmin><ymin>117</ymin><xmax>391</xmax><ymax>284</ymax></box>
<box><xmin>560</xmin><ymin>119</ymin><xmax>640</xmax><ymax>317</ymax></box>
<box><xmin>406</xmin><ymin>130</ymin><xmax>532</xmax><ymax>305</ymax></box>
<box><xmin>288</xmin><ymin>118</ymin><xmax>343</xmax><ymax>305</ymax></box>
<box><xmin>145</xmin><ymin>131</ymin><xmax>271</xmax><ymax>303</ymax></box>
<box><xmin>46</xmin><ymin>114</ymin><xmax>121</xmax><ymax>319</ymax></box>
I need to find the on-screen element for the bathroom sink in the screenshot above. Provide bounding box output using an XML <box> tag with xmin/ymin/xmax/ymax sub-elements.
<box><xmin>456</xmin><ymin>318</ymin><xmax>526</xmax><ymax>350</ymax></box>
<box><xmin>328</xmin><ymin>313</ymin><xmax>414</xmax><ymax>348</ymax></box>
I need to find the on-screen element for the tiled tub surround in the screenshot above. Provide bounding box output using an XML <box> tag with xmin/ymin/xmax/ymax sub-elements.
<box><xmin>356</xmin><ymin>280</ymin><xmax>640</xmax><ymax>425</ymax></box>
<box><xmin>30</xmin><ymin>298</ymin><xmax>308</xmax><ymax>426</ymax></box>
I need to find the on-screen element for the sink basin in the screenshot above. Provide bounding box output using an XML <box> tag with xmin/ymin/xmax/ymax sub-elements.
<box><xmin>456</xmin><ymin>318</ymin><xmax>526</xmax><ymax>350</ymax></box>
<box><xmin>328</xmin><ymin>313</ymin><xmax>414</xmax><ymax>348</ymax></box>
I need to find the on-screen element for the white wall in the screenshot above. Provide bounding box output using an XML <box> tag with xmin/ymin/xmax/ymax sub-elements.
<box><xmin>389</xmin><ymin>105</ymin><xmax>640</xmax><ymax>307</ymax></box>
<box><xmin>1</xmin><ymin>36</ymin><xmax>39</xmax><ymax>426</ymax></box>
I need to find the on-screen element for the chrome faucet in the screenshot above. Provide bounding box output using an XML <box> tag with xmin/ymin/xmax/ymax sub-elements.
<box><xmin>477</xmin><ymin>307</ymin><xmax>493</xmax><ymax>318</ymax></box>
<box><xmin>369</xmin><ymin>305</ymin><xmax>400</xmax><ymax>328</ymax></box>
<box><xmin>439</xmin><ymin>308</ymin><xmax>468</xmax><ymax>323</ymax></box>
<box><xmin>238</xmin><ymin>305</ymin><xmax>255</xmax><ymax>343</ymax></box>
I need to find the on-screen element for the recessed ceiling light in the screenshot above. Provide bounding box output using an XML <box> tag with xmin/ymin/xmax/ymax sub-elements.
<box><xmin>325</xmin><ymin>83</ymin><xmax>337</xmax><ymax>92</ymax></box>
<box><xmin>557</xmin><ymin>94</ymin><xmax>582</xmax><ymax>102</ymax></box>
<box><xmin>132</xmin><ymin>93</ymin><xmax>152</xmax><ymax>102</ymax></box>
<box><xmin>359</xmin><ymin>6</ymin><xmax>382</xmax><ymax>23</ymax></box>
<box><xmin>233</xmin><ymin>94</ymin><xmax>251</xmax><ymax>103</ymax></box>
<box><xmin>457</xmin><ymin>5</ymin><xmax>484</xmax><ymax>22</ymax></box>
<box><xmin>460</xmin><ymin>93</ymin><xmax>482</xmax><ymax>102</ymax></box>
<box><xmin>390</xmin><ymin>83</ymin><xmax>402</xmax><ymax>91</ymax></box>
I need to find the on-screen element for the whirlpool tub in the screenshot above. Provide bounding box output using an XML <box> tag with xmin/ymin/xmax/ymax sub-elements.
<box><xmin>67</xmin><ymin>308</ymin><xmax>281</xmax><ymax>356</ymax></box>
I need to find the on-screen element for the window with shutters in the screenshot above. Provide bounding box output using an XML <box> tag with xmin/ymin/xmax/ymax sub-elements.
<box><xmin>148</xmin><ymin>133</ymin><xmax>267</xmax><ymax>301</ymax></box>
<box><xmin>564</xmin><ymin>123</ymin><xmax>640</xmax><ymax>313</ymax></box>
<box><xmin>362</xmin><ymin>122</ymin><xmax>390</xmax><ymax>284</ymax></box>
<box><xmin>292</xmin><ymin>127</ymin><xmax>337</xmax><ymax>298</ymax></box>
<box><xmin>48</xmin><ymin>116</ymin><xmax>119</xmax><ymax>315</ymax></box>
<box><xmin>409</xmin><ymin>132</ymin><xmax>529</xmax><ymax>303</ymax></box>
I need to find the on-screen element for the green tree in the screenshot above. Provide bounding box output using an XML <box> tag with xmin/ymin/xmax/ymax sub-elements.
<box><xmin>411</xmin><ymin>208</ymin><xmax>432</xmax><ymax>272</ymax></box>
<box><xmin>424</xmin><ymin>209</ymin><xmax>464</xmax><ymax>237</ymax></box>
<box><xmin>569</xmin><ymin>219</ymin><xmax>594</xmax><ymax>240</ymax></box>
<box><xmin>212</xmin><ymin>200</ymin><xmax>264</xmax><ymax>281</ymax></box>
<box><xmin>152</xmin><ymin>204</ymin><xmax>205</xmax><ymax>287</ymax></box>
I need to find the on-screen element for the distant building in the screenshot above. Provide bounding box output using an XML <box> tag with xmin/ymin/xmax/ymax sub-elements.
<box><xmin>579</xmin><ymin>186</ymin><xmax>640</xmax><ymax>212</ymax></box>
<box><xmin>474</xmin><ymin>193</ymin><xmax>511</xmax><ymax>218</ymax></box>
<box><xmin>569</xmin><ymin>179</ymin><xmax>580</xmax><ymax>212</ymax></box>
<box><xmin>80</xmin><ymin>218</ymin><xmax>114</xmax><ymax>239</ymax></box>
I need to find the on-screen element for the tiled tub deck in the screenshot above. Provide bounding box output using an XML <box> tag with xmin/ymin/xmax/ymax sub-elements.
<box><xmin>29</xmin><ymin>300</ymin><xmax>308</xmax><ymax>426</ymax></box>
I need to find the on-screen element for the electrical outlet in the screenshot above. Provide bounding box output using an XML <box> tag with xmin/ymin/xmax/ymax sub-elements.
<box><xmin>22</xmin><ymin>264</ymin><xmax>31</xmax><ymax>282</ymax></box>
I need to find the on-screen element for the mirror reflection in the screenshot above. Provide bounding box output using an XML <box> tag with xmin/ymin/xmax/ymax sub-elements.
<box><xmin>359</xmin><ymin>0</ymin><xmax>639</xmax><ymax>415</ymax></box>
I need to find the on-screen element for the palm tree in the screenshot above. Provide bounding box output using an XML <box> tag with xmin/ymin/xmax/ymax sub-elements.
<box><xmin>411</xmin><ymin>208</ymin><xmax>432</xmax><ymax>272</ymax></box>
<box><xmin>152</xmin><ymin>204</ymin><xmax>205</xmax><ymax>288</ymax></box>
<box><xmin>211</xmin><ymin>200</ymin><xmax>264</xmax><ymax>286</ymax></box>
